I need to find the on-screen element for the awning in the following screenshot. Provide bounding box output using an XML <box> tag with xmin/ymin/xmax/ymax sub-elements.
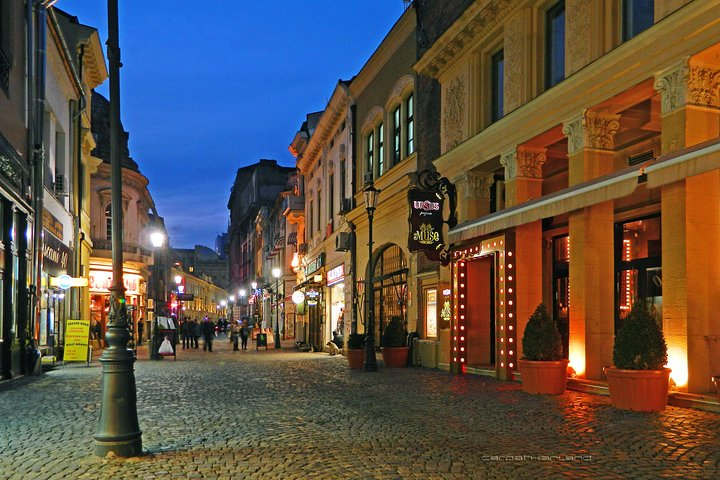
<box><xmin>448</xmin><ymin>138</ymin><xmax>720</xmax><ymax>244</ymax></box>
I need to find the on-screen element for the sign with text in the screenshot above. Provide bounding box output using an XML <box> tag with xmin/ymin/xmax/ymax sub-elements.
<box><xmin>326</xmin><ymin>264</ymin><xmax>345</xmax><ymax>286</ymax></box>
<box><xmin>63</xmin><ymin>319</ymin><xmax>90</xmax><ymax>362</ymax></box>
<box><xmin>408</xmin><ymin>188</ymin><xmax>445</xmax><ymax>255</ymax></box>
<box><xmin>43</xmin><ymin>230</ymin><xmax>71</xmax><ymax>276</ymax></box>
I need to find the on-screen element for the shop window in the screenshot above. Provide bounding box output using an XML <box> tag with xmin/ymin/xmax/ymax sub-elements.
<box><xmin>425</xmin><ymin>288</ymin><xmax>437</xmax><ymax>338</ymax></box>
<box><xmin>622</xmin><ymin>0</ymin><xmax>654</xmax><ymax>41</ymax></box>
<box><xmin>552</xmin><ymin>235</ymin><xmax>570</xmax><ymax>359</ymax></box>
<box><xmin>615</xmin><ymin>216</ymin><xmax>662</xmax><ymax>330</ymax></box>
<box><xmin>545</xmin><ymin>1</ymin><xmax>565</xmax><ymax>90</ymax></box>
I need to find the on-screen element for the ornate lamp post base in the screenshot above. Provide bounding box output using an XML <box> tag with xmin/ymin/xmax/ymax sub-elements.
<box><xmin>94</xmin><ymin>311</ymin><xmax>142</xmax><ymax>457</ymax></box>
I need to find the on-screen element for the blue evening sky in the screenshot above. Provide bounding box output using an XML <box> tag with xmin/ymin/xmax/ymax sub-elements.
<box><xmin>60</xmin><ymin>1</ymin><xmax>407</xmax><ymax>249</ymax></box>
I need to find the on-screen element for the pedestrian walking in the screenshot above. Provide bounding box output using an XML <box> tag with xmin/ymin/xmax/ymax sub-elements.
<box><xmin>202</xmin><ymin>317</ymin><xmax>214</xmax><ymax>352</ymax></box>
<box><xmin>240</xmin><ymin>319</ymin><xmax>250</xmax><ymax>350</ymax></box>
<box><xmin>180</xmin><ymin>320</ymin><xmax>189</xmax><ymax>349</ymax></box>
<box><xmin>230</xmin><ymin>321</ymin><xmax>240</xmax><ymax>351</ymax></box>
<box><xmin>137</xmin><ymin>319</ymin><xmax>144</xmax><ymax>346</ymax></box>
<box><xmin>193</xmin><ymin>319</ymin><xmax>200</xmax><ymax>348</ymax></box>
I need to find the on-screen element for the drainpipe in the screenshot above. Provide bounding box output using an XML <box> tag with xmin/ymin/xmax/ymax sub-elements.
<box><xmin>349</xmin><ymin>103</ymin><xmax>357</xmax><ymax>334</ymax></box>
<box><xmin>71</xmin><ymin>43</ymin><xmax>86</xmax><ymax>320</ymax></box>
<box><xmin>27</xmin><ymin>0</ymin><xmax>53</xmax><ymax>369</ymax></box>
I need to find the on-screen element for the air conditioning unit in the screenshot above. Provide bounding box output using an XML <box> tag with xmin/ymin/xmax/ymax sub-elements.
<box><xmin>339</xmin><ymin>197</ymin><xmax>354</xmax><ymax>215</ymax></box>
<box><xmin>54</xmin><ymin>174</ymin><xmax>68</xmax><ymax>196</ymax></box>
<box><xmin>335</xmin><ymin>232</ymin><xmax>352</xmax><ymax>252</ymax></box>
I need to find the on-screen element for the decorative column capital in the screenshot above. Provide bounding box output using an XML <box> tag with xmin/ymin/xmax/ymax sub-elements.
<box><xmin>562</xmin><ymin>114</ymin><xmax>585</xmax><ymax>155</ymax></box>
<box><xmin>585</xmin><ymin>110</ymin><xmax>620</xmax><ymax>150</ymax></box>
<box><xmin>688</xmin><ymin>62</ymin><xmax>720</xmax><ymax>109</ymax></box>
<box><xmin>465</xmin><ymin>171</ymin><xmax>494</xmax><ymax>200</ymax></box>
<box><xmin>516</xmin><ymin>146</ymin><xmax>547</xmax><ymax>179</ymax></box>
<box><xmin>500</xmin><ymin>146</ymin><xmax>517</xmax><ymax>180</ymax></box>
<box><xmin>654</xmin><ymin>60</ymin><xmax>689</xmax><ymax>114</ymax></box>
<box><xmin>562</xmin><ymin>110</ymin><xmax>620</xmax><ymax>154</ymax></box>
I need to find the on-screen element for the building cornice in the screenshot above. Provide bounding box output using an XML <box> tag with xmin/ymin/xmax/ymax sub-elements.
<box><xmin>349</xmin><ymin>7</ymin><xmax>416</xmax><ymax>97</ymax></box>
<box><xmin>414</xmin><ymin>0</ymin><xmax>517</xmax><ymax>79</ymax></box>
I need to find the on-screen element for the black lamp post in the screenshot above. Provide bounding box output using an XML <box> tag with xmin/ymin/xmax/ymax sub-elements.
<box><xmin>272</xmin><ymin>267</ymin><xmax>282</xmax><ymax>349</ymax></box>
<box><xmin>363</xmin><ymin>174</ymin><xmax>379</xmax><ymax>372</ymax></box>
<box><xmin>94</xmin><ymin>0</ymin><xmax>142</xmax><ymax>457</ymax></box>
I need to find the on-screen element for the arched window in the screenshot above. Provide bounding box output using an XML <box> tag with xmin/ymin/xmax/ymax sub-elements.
<box><xmin>105</xmin><ymin>204</ymin><xmax>112</xmax><ymax>240</ymax></box>
<box><xmin>369</xmin><ymin>244</ymin><xmax>408</xmax><ymax>342</ymax></box>
<box><xmin>385</xmin><ymin>75</ymin><xmax>415</xmax><ymax>169</ymax></box>
<box><xmin>361</xmin><ymin>106</ymin><xmax>384</xmax><ymax>181</ymax></box>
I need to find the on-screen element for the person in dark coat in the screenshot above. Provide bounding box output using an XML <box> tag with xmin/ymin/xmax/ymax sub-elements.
<box><xmin>240</xmin><ymin>319</ymin><xmax>250</xmax><ymax>350</ymax></box>
<box><xmin>137</xmin><ymin>319</ymin><xmax>144</xmax><ymax>346</ymax></box>
<box><xmin>193</xmin><ymin>319</ymin><xmax>200</xmax><ymax>348</ymax></box>
<box><xmin>202</xmin><ymin>317</ymin><xmax>214</xmax><ymax>352</ymax></box>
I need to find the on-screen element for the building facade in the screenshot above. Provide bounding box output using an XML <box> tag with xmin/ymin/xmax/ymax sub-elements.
<box><xmin>89</xmin><ymin>92</ymin><xmax>156</xmax><ymax>344</ymax></box>
<box><xmin>414</xmin><ymin>0</ymin><xmax>720</xmax><ymax>393</ymax></box>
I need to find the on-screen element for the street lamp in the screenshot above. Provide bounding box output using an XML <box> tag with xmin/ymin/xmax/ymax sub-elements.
<box><xmin>94</xmin><ymin>0</ymin><xmax>142</xmax><ymax>457</ymax></box>
<box><xmin>149</xmin><ymin>230</ymin><xmax>165</xmax><ymax>361</ymax></box>
<box><xmin>251</xmin><ymin>282</ymin><xmax>258</xmax><ymax>324</ymax></box>
<box><xmin>363</xmin><ymin>173</ymin><xmax>380</xmax><ymax>372</ymax></box>
<box><xmin>239</xmin><ymin>289</ymin><xmax>247</xmax><ymax>318</ymax></box>
<box><xmin>272</xmin><ymin>268</ymin><xmax>282</xmax><ymax>349</ymax></box>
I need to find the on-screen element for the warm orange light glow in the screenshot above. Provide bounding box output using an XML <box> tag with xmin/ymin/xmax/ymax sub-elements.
<box><xmin>569</xmin><ymin>340</ymin><xmax>586</xmax><ymax>377</ymax></box>
<box><xmin>291</xmin><ymin>252</ymin><xmax>300</xmax><ymax>268</ymax></box>
<box><xmin>667</xmin><ymin>344</ymin><xmax>688</xmax><ymax>388</ymax></box>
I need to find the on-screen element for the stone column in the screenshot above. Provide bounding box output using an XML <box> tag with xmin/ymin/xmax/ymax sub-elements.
<box><xmin>655</xmin><ymin>60</ymin><xmax>720</xmax><ymax>392</ymax></box>
<box><xmin>455</xmin><ymin>170</ymin><xmax>493</xmax><ymax>223</ymax></box>
<box><xmin>562</xmin><ymin>110</ymin><xmax>619</xmax><ymax>380</ymax></box>
<box><xmin>500</xmin><ymin>146</ymin><xmax>545</xmax><ymax>358</ymax></box>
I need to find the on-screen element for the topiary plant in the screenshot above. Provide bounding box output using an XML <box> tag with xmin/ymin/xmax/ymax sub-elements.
<box><xmin>613</xmin><ymin>301</ymin><xmax>667</xmax><ymax>370</ymax></box>
<box><xmin>521</xmin><ymin>304</ymin><xmax>563</xmax><ymax>361</ymax></box>
<box><xmin>347</xmin><ymin>332</ymin><xmax>365</xmax><ymax>350</ymax></box>
<box><xmin>381</xmin><ymin>316</ymin><xmax>408</xmax><ymax>348</ymax></box>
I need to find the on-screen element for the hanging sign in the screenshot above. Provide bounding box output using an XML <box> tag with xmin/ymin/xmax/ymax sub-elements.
<box><xmin>43</xmin><ymin>231</ymin><xmax>71</xmax><ymax>276</ymax></box>
<box><xmin>407</xmin><ymin>171</ymin><xmax>457</xmax><ymax>265</ymax></box>
<box><xmin>304</xmin><ymin>253</ymin><xmax>325</xmax><ymax>277</ymax></box>
<box><xmin>408</xmin><ymin>188</ymin><xmax>445</xmax><ymax>253</ymax></box>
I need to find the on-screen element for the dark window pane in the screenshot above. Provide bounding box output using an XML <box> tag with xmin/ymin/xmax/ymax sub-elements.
<box><xmin>491</xmin><ymin>49</ymin><xmax>504</xmax><ymax>122</ymax></box>
<box><xmin>623</xmin><ymin>0</ymin><xmax>654</xmax><ymax>41</ymax></box>
<box><xmin>545</xmin><ymin>1</ymin><xmax>565</xmax><ymax>89</ymax></box>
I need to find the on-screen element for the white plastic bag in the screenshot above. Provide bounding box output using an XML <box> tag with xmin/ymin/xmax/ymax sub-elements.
<box><xmin>158</xmin><ymin>338</ymin><xmax>174</xmax><ymax>355</ymax></box>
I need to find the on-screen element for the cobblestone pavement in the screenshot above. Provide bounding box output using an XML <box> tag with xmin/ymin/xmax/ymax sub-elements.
<box><xmin>2</xmin><ymin>336</ymin><xmax>720</xmax><ymax>480</ymax></box>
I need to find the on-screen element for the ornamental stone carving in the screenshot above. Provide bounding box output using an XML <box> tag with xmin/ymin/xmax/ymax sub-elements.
<box><xmin>562</xmin><ymin>111</ymin><xmax>619</xmax><ymax>154</ymax></box>
<box><xmin>688</xmin><ymin>64</ymin><xmax>720</xmax><ymax>109</ymax></box>
<box><xmin>516</xmin><ymin>146</ymin><xmax>547</xmax><ymax>179</ymax></box>
<box><xmin>654</xmin><ymin>61</ymin><xmax>689</xmax><ymax>114</ymax></box>
<box><xmin>565</xmin><ymin>0</ymin><xmax>592</xmax><ymax>75</ymax></box>
<box><xmin>585</xmin><ymin>110</ymin><xmax>620</xmax><ymax>150</ymax></box>
<box><xmin>562</xmin><ymin>115</ymin><xmax>584</xmax><ymax>155</ymax></box>
<box><xmin>444</xmin><ymin>77</ymin><xmax>465</xmax><ymax>150</ymax></box>
<box><xmin>500</xmin><ymin>147</ymin><xmax>517</xmax><ymax>180</ymax></box>
<box><xmin>464</xmin><ymin>171</ymin><xmax>494</xmax><ymax>199</ymax></box>
<box><xmin>503</xmin><ymin>11</ymin><xmax>523</xmax><ymax>112</ymax></box>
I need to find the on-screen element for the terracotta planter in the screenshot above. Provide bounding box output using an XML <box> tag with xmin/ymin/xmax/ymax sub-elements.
<box><xmin>605</xmin><ymin>367</ymin><xmax>671</xmax><ymax>412</ymax></box>
<box><xmin>381</xmin><ymin>346</ymin><xmax>409</xmax><ymax>368</ymax></box>
<box><xmin>518</xmin><ymin>359</ymin><xmax>569</xmax><ymax>395</ymax></box>
<box><xmin>346</xmin><ymin>349</ymin><xmax>365</xmax><ymax>369</ymax></box>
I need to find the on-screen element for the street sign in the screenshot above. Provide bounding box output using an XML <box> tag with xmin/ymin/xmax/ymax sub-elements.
<box><xmin>177</xmin><ymin>293</ymin><xmax>194</xmax><ymax>301</ymax></box>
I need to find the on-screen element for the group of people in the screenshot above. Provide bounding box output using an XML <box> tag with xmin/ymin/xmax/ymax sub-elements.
<box><xmin>179</xmin><ymin>317</ymin><xmax>254</xmax><ymax>352</ymax></box>
<box><xmin>179</xmin><ymin>317</ymin><xmax>222</xmax><ymax>352</ymax></box>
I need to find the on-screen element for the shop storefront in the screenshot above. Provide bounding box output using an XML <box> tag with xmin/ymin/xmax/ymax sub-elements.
<box><xmin>39</xmin><ymin>229</ymin><xmax>72</xmax><ymax>356</ymax></box>
<box><xmin>89</xmin><ymin>263</ymin><xmax>146</xmax><ymax>346</ymax></box>
<box><xmin>326</xmin><ymin>263</ymin><xmax>345</xmax><ymax>342</ymax></box>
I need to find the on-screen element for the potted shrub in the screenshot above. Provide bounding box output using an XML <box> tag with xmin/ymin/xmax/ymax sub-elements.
<box><xmin>381</xmin><ymin>316</ymin><xmax>409</xmax><ymax>368</ymax></box>
<box><xmin>605</xmin><ymin>301</ymin><xmax>670</xmax><ymax>412</ymax></box>
<box><xmin>346</xmin><ymin>333</ymin><xmax>365</xmax><ymax>369</ymax></box>
<box><xmin>518</xmin><ymin>304</ymin><xmax>569</xmax><ymax>395</ymax></box>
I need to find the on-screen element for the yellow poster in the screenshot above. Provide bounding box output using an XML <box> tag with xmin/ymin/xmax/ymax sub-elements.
<box><xmin>64</xmin><ymin>319</ymin><xmax>90</xmax><ymax>362</ymax></box>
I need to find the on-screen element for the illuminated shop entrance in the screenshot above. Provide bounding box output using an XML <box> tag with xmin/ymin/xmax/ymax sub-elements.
<box><xmin>369</xmin><ymin>244</ymin><xmax>407</xmax><ymax>344</ymax></box>
<box><xmin>552</xmin><ymin>235</ymin><xmax>570</xmax><ymax>359</ymax></box>
<box><xmin>615</xmin><ymin>215</ymin><xmax>662</xmax><ymax>330</ymax></box>
<box><xmin>452</xmin><ymin>234</ymin><xmax>517</xmax><ymax>379</ymax></box>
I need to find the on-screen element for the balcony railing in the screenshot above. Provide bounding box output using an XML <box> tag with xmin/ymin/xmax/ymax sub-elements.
<box><xmin>93</xmin><ymin>239</ymin><xmax>151</xmax><ymax>257</ymax></box>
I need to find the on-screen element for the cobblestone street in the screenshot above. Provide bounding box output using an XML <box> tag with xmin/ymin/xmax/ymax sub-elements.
<box><xmin>1</xmin><ymin>336</ymin><xmax>719</xmax><ymax>480</ymax></box>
